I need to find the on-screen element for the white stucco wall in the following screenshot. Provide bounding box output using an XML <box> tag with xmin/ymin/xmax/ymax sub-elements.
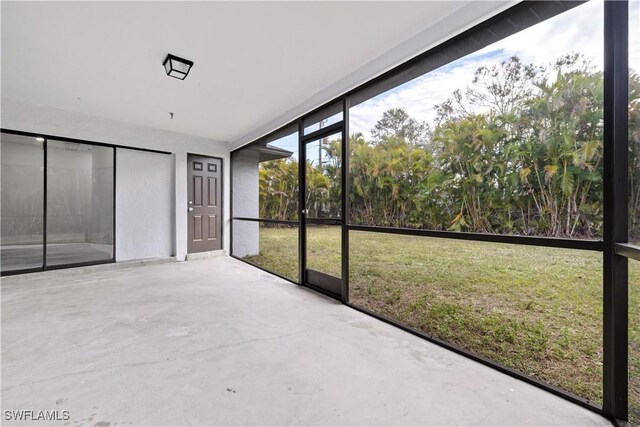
<box><xmin>231</xmin><ymin>150</ymin><xmax>259</xmax><ymax>257</ymax></box>
<box><xmin>115</xmin><ymin>149</ymin><xmax>173</xmax><ymax>261</ymax></box>
<box><xmin>1</xmin><ymin>98</ymin><xmax>230</xmax><ymax>260</ymax></box>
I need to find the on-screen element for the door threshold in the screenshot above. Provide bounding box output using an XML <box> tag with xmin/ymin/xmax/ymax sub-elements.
<box><xmin>186</xmin><ymin>250</ymin><xmax>226</xmax><ymax>261</ymax></box>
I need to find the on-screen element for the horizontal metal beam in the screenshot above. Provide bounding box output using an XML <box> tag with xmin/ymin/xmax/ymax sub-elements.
<box><xmin>300</xmin><ymin>122</ymin><xmax>344</xmax><ymax>143</ymax></box>
<box><xmin>306</xmin><ymin>218</ymin><xmax>343</xmax><ymax>226</ymax></box>
<box><xmin>231</xmin><ymin>217</ymin><xmax>298</xmax><ymax>225</ymax></box>
<box><xmin>1</xmin><ymin>128</ymin><xmax>172</xmax><ymax>155</ymax></box>
<box><xmin>348</xmin><ymin>224</ymin><xmax>603</xmax><ymax>251</ymax></box>
<box><xmin>615</xmin><ymin>243</ymin><xmax>640</xmax><ymax>262</ymax></box>
<box><xmin>0</xmin><ymin>267</ymin><xmax>45</xmax><ymax>277</ymax></box>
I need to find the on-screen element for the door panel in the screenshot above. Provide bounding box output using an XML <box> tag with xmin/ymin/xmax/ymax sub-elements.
<box><xmin>208</xmin><ymin>215</ymin><xmax>217</xmax><ymax>238</ymax></box>
<box><xmin>306</xmin><ymin>223</ymin><xmax>341</xmax><ymax>278</ymax></box>
<box><xmin>187</xmin><ymin>155</ymin><xmax>222</xmax><ymax>253</ymax></box>
<box><xmin>0</xmin><ymin>134</ymin><xmax>45</xmax><ymax>273</ymax></box>
<box><xmin>193</xmin><ymin>176</ymin><xmax>202</xmax><ymax>206</ymax></box>
<box><xmin>303</xmin><ymin>131</ymin><xmax>343</xmax><ymax>296</ymax></box>
<box><xmin>47</xmin><ymin>140</ymin><xmax>114</xmax><ymax>266</ymax></box>
<box><xmin>208</xmin><ymin>178</ymin><xmax>217</xmax><ymax>207</ymax></box>
<box><xmin>193</xmin><ymin>215</ymin><xmax>202</xmax><ymax>241</ymax></box>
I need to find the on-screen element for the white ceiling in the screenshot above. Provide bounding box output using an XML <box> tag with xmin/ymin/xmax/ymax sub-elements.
<box><xmin>1</xmin><ymin>1</ymin><xmax>512</xmax><ymax>147</ymax></box>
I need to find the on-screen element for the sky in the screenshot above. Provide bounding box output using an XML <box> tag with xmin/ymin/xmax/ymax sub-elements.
<box><xmin>269</xmin><ymin>0</ymin><xmax>639</xmax><ymax>155</ymax></box>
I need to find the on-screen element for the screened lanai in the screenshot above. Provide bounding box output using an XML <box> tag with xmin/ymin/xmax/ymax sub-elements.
<box><xmin>1</xmin><ymin>0</ymin><xmax>638</xmax><ymax>424</ymax></box>
<box><xmin>231</xmin><ymin>0</ymin><xmax>639</xmax><ymax>423</ymax></box>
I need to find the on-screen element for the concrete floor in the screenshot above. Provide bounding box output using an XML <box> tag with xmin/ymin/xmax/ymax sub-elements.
<box><xmin>1</xmin><ymin>257</ymin><xmax>611</xmax><ymax>426</ymax></box>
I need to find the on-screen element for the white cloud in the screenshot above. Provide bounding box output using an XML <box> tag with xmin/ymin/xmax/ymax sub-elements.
<box><xmin>631</xmin><ymin>0</ymin><xmax>640</xmax><ymax>74</ymax></box>
<box><xmin>350</xmin><ymin>0</ymin><xmax>607</xmax><ymax>140</ymax></box>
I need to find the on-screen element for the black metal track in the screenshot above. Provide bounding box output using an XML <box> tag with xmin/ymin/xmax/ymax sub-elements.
<box><xmin>346</xmin><ymin>303</ymin><xmax>610</xmax><ymax>421</ymax></box>
<box><xmin>43</xmin><ymin>138</ymin><xmax>48</xmax><ymax>270</ymax></box>
<box><xmin>615</xmin><ymin>244</ymin><xmax>640</xmax><ymax>262</ymax></box>
<box><xmin>298</xmin><ymin>119</ymin><xmax>306</xmax><ymax>290</ymax></box>
<box><xmin>300</xmin><ymin>122</ymin><xmax>344</xmax><ymax>143</ymax></box>
<box><xmin>306</xmin><ymin>218</ymin><xmax>342</xmax><ymax>226</ymax></box>
<box><xmin>341</xmin><ymin>96</ymin><xmax>350</xmax><ymax>304</ymax></box>
<box><xmin>602</xmin><ymin>0</ymin><xmax>629</xmax><ymax>419</ymax></box>
<box><xmin>0</xmin><ymin>267</ymin><xmax>46</xmax><ymax>277</ymax></box>
<box><xmin>1</xmin><ymin>128</ymin><xmax>172</xmax><ymax>155</ymax></box>
<box><xmin>113</xmin><ymin>147</ymin><xmax>117</xmax><ymax>263</ymax></box>
<box><xmin>349</xmin><ymin>224</ymin><xmax>603</xmax><ymax>251</ymax></box>
<box><xmin>232</xmin><ymin>217</ymin><xmax>298</xmax><ymax>225</ymax></box>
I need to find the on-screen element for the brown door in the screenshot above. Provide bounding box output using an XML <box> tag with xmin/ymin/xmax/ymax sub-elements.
<box><xmin>187</xmin><ymin>155</ymin><xmax>222</xmax><ymax>253</ymax></box>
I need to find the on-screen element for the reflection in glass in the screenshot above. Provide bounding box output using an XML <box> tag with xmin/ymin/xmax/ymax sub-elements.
<box><xmin>232</xmin><ymin>129</ymin><xmax>299</xmax><ymax>221</ymax></box>
<box><xmin>0</xmin><ymin>134</ymin><xmax>44</xmax><ymax>272</ymax></box>
<box><xmin>305</xmin><ymin>133</ymin><xmax>341</xmax><ymax>219</ymax></box>
<box><xmin>46</xmin><ymin>141</ymin><xmax>113</xmax><ymax>265</ymax></box>
<box><xmin>349</xmin><ymin>231</ymin><xmax>603</xmax><ymax>403</ymax></box>
<box><xmin>258</xmin><ymin>131</ymin><xmax>299</xmax><ymax>221</ymax></box>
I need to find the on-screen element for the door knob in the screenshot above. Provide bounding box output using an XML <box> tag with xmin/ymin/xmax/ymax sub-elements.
<box><xmin>188</xmin><ymin>207</ymin><xmax>194</xmax><ymax>212</ymax></box>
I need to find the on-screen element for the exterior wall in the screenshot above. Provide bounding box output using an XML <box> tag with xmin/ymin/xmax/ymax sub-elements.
<box><xmin>1</xmin><ymin>98</ymin><xmax>230</xmax><ymax>261</ymax></box>
<box><xmin>231</xmin><ymin>150</ymin><xmax>259</xmax><ymax>257</ymax></box>
<box><xmin>115</xmin><ymin>149</ymin><xmax>173</xmax><ymax>261</ymax></box>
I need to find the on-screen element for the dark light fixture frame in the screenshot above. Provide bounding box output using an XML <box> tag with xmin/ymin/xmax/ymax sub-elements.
<box><xmin>163</xmin><ymin>54</ymin><xmax>194</xmax><ymax>80</ymax></box>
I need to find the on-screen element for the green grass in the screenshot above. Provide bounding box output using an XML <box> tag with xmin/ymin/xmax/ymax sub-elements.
<box><xmin>244</xmin><ymin>226</ymin><xmax>640</xmax><ymax>422</ymax></box>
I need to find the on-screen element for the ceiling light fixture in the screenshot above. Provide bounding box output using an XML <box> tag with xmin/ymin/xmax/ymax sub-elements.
<box><xmin>163</xmin><ymin>54</ymin><xmax>194</xmax><ymax>80</ymax></box>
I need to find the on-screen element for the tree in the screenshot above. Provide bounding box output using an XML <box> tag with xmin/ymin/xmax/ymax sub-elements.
<box><xmin>256</xmin><ymin>53</ymin><xmax>630</xmax><ymax>239</ymax></box>
<box><xmin>371</xmin><ymin>108</ymin><xmax>430</xmax><ymax>146</ymax></box>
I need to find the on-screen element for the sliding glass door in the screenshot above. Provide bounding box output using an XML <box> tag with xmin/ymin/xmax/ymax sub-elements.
<box><xmin>0</xmin><ymin>132</ymin><xmax>115</xmax><ymax>275</ymax></box>
<box><xmin>302</xmin><ymin>132</ymin><xmax>343</xmax><ymax>296</ymax></box>
<box><xmin>46</xmin><ymin>140</ymin><xmax>114</xmax><ymax>266</ymax></box>
<box><xmin>0</xmin><ymin>133</ymin><xmax>45</xmax><ymax>273</ymax></box>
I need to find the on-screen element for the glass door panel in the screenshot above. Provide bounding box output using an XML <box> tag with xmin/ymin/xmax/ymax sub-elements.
<box><xmin>46</xmin><ymin>141</ymin><xmax>114</xmax><ymax>266</ymax></box>
<box><xmin>305</xmin><ymin>133</ymin><xmax>342</xmax><ymax>219</ymax></box>
<box><xmin>306</xmin><ymin>224</ymin><xmax>342</xmax><ymax>278</ymax></box>
<box><xmin>303</xmin><ymin>131</ymin><xmax>343</xmax><ymax>296</ymax></box>
<box><xmin>0</xmin><ymin>134</ymin><xmax>44</xmax><ymax>273</ymax></box>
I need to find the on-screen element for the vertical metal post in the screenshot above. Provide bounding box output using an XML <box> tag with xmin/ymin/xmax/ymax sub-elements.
<box><xmin>230</xmin><ymin>152</ymin><xmax>234</xmax><ymax>257</ymax></box>
<box><xmin>42</xmin><ymin>138</ymin><xmax>48</xmax><ymax>271</ymax></box>
<box><xmin>603</xmin><ymin>0</ymin><xmax>629</xmax><ymax>420</ymax></box>
<box><xmin>112</xmin><ymin>148</ymin><xmax>117</xmax><ymax>262</ymax></box>
<box><xmin>341</xmin><ymin>96</ymin><xmax>350</xmax><ymax>303</ymax></box>
<box><xmin>298</xmin><ymin>119</ymin><xmax>306</xmax><ymax>285</ymax></box>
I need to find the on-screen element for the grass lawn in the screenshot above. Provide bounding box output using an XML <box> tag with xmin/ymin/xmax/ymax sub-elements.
<box><xmin>243</xmin><ymin>226</ymin><xmax>640</xmax><ymax>421</ymax></box>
